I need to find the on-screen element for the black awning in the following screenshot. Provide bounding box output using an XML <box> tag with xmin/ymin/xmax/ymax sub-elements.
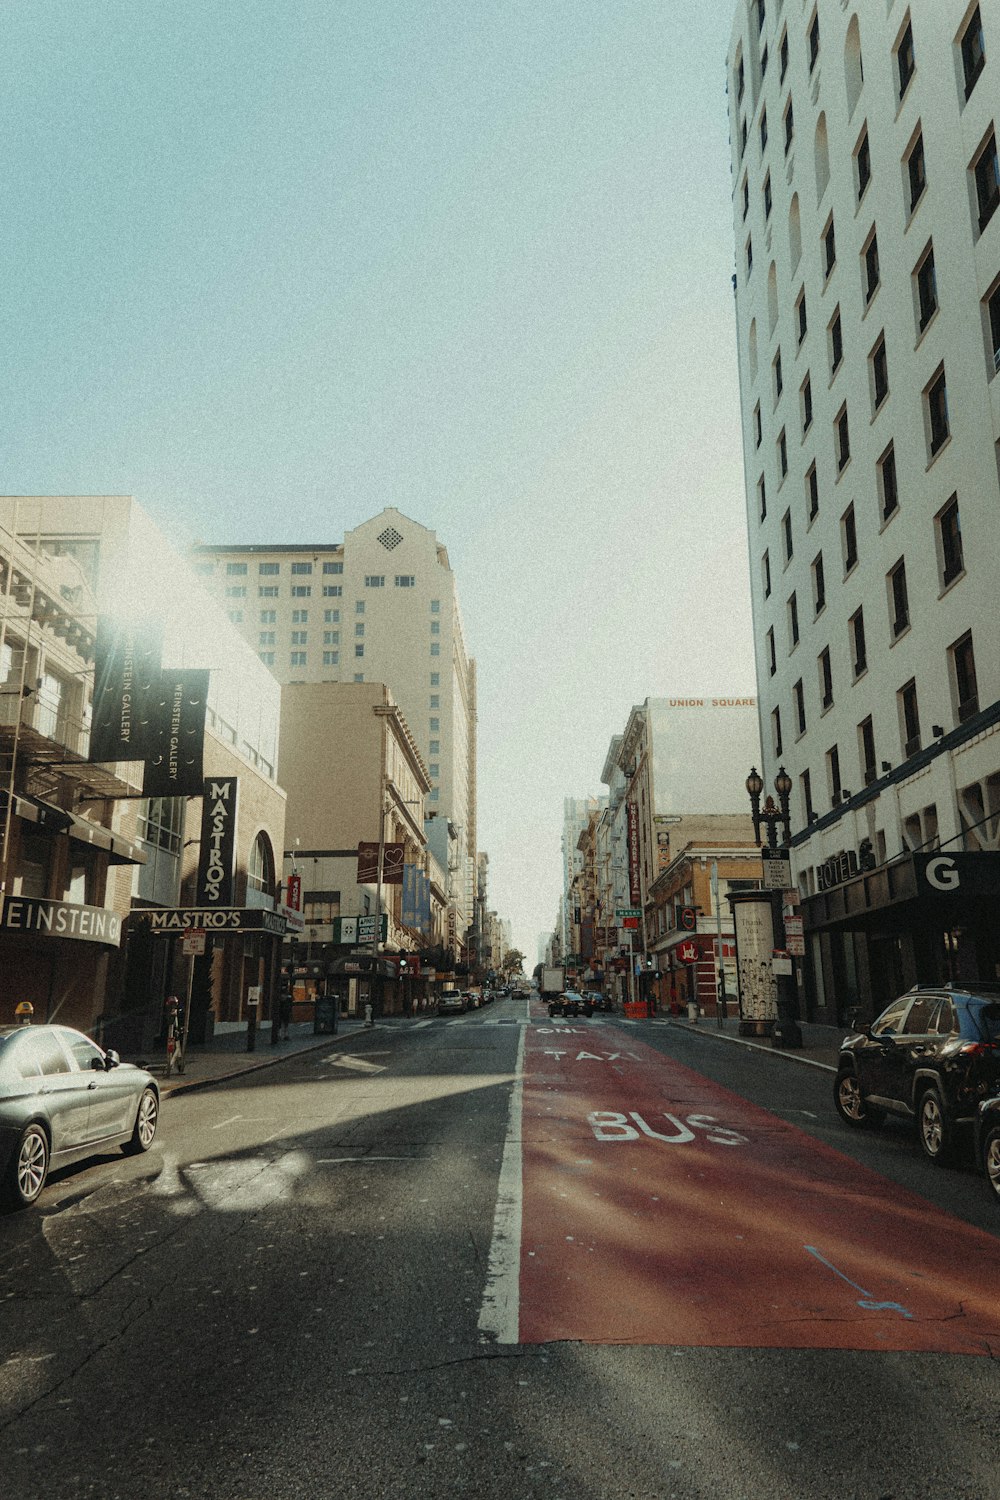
<box><xmin>802</xmin><ymin>851</ymin><xmax>1000</xmax><ymax>935</ymax></box>
<box><xmin>0</xmin><ymin>791</ymin><xmax>145</xmax><ymax>864</ymax></box>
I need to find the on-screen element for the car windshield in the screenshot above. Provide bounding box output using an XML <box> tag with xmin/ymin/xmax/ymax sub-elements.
<box><xmin>972</xmin><ymin>1002</ymin><xmax>1000</xmax><ymax>1042</ymax></box>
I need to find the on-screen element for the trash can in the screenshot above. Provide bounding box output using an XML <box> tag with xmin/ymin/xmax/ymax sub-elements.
<box><xmin>314</xmin><ymin>995</ymin><xmax>338</xmax><ymax>1035</ymax></box>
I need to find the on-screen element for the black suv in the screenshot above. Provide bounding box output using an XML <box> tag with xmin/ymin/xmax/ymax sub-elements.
<box><xmin>833</xmin><ymin>985</ymin><xmax>1000</xmax><ymax>1164</ymax></box>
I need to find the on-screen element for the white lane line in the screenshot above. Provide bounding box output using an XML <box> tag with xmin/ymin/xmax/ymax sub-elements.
<box><xmin>211</xmin><ymin>1115</ymin><xmax>243</xmax><ymax>1131</ymax></box>
<box><xmin>316</xmin><ymin>1156</ymin><xmax>418</xmax><ymax>1164</ymax></box>
<box><xmin>477</xmin><ymin>1021</ymin><xmax>525</xmax><ymax>1346</ymax></box>
<box><xmin>411</xmin><ymin>1019</ymin><xmax>434</xmax><ymax>1030</ymax></box>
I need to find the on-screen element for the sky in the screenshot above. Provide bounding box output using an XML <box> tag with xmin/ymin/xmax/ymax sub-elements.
<box><xmin>1</xmin><ymin>1</ymin><xmax>756</xmax><ymax>960</ymax></box>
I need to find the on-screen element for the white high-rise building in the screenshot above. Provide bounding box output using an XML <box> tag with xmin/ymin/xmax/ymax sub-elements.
<box><xmin>193</xmin><ymin>508</ymin><xmax>477</xmax><ymax>931</ymax></box>
<box><xmin>727</xmin><ymin>1</ymin><xmax>1000</xmax><ymax>1021</ymax></box>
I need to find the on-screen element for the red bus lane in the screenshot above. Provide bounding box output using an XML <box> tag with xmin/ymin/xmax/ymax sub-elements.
<box><xmin>517</xmin><ymin>1023</ymin><xmax>1000</xmax><ymax>1355</ymax></box>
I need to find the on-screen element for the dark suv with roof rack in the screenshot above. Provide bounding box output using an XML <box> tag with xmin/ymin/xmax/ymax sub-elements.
<box><xmin>833</xmin><ymin>984</ymin><xmax>1000</xmax><ymax>1165</ymax></box>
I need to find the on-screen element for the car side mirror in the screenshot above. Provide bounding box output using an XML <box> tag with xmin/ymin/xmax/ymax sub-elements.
<box><xmin>90</xmin><ymin>1056</ymin><xmax>104</xmax><ymax>1071</ymax></box>
<box><xmin>104</xmin><ymin>1049</ymin><xmax>121</xmax><ymax>1070</ymax></box>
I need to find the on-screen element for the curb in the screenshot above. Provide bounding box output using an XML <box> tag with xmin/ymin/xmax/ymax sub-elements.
<box><xmin>670</xmin><ymin>1020</ymin><xmax>838</xmax><ymax>1073</ymax></box>
<box><xmin>159</xmin><ymin>1026</ymin><xmax>372</xmax><ymax>1098</ymax></box>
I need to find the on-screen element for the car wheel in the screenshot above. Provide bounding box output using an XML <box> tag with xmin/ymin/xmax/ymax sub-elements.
<box><xmin>918</xmin><ymin>1085</ymin><xmax>954</xmax><ymax>1164</ymax></box>
<box><xmin>834</xmin><ymin>1068</ymin><xmax>878</xmax><ymax>1128</ymax></box>
<box><xmin>5</xmin><ymin>1123</ymin><xmax>50</xmax><ymax>1209</ymax></box>
<box><xmin>983</xmin><ymin>1126</ymin><xmax>1000</xmax><ymax>1204</ymax></box>
<box><xmin>123</xmin><ymin>1087</ymin><xmax>159</xmax><ymax>1156</ymax></box>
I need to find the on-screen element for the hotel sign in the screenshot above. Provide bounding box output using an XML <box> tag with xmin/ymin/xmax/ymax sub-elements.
<box><xmin>2</xmin><ymin>897</ymin><xmax>122</xmax><ymax>947</ymax></box>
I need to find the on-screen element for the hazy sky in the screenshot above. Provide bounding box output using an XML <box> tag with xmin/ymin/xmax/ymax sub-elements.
<box><xmin>2</xmin><ymin>1</ymin><xmax>756</xmax><ymax>959</ymax></box>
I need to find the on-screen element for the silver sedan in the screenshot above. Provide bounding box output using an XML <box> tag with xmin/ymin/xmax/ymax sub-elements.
<box><xmin>0</xmin><ymin>1024</ymin><xmax>159</xmax><ymax>1209</ymax></box>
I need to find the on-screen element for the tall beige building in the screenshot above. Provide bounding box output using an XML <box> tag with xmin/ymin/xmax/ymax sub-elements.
<box><xmin>193</xmin><ymin>508</ymin><xmax>477</xmax><ymax>931</ymax></box>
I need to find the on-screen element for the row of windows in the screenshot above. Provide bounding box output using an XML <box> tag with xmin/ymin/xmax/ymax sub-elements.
<box><xmin>763</xmin><ymin>492</ymin><xmax>966</xmax><ymax>658</ymax></box>
<box><xmin>260</xmin><ymin>643</ymin><xmax>445</xmax><ymax>668</ymax></box>
<box><xmin>773</xmin><ymin>628</ymin><xmax>979</xmax><ymax>813</ymax></box>
<box><xmin>224</xmin><ymin>560</ymin><xmax>344</xmax><ymax>577</ymax></box>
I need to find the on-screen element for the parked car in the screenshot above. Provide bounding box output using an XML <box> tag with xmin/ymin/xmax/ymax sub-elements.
<box><xmin>586</xmin><ymin>991</ymin><xmax>613</xmax><ymax>1013</ymax></box>
<box><xmin>833</xmin><ymin>985</ymin><xmax>1000</xmax><ymax>1164</ymax></box>
<box><xmin>548</xmin><ymin>990</ymin><xmax>594</xmax><ymax>1019</ymax></box>
<box><xmin>975</xmin><ymin>1096</ymin><xmax>1000</xmax><ymax>1204</ymax></box>
<box><xmin>438</xmin><ymin>992</ymin><xmax>466</xmax><ymax>1016</ymax></box>
<box><xmin>0</xmin><ymin>1024</ymin><xmax>160</xmax><ymax>1210</ymax></box>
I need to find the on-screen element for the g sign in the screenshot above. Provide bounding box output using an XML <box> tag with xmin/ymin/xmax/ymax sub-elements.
<box><xmin>923</xmin><ymin>856</ymin><xmax>960</xmax><ymax>891</ymax></box>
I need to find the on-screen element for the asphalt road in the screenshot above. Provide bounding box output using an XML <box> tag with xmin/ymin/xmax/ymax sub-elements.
<box><xmin>1</xmin><ymin>995</ymin><xmax>998</xmax><ymax>1500</ymax></box>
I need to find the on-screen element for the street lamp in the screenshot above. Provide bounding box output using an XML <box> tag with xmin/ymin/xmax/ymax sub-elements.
<box><xmin>745</xmin><ymin>765</ymin><xmax>802</xmax><ymax>1047</ymax></box>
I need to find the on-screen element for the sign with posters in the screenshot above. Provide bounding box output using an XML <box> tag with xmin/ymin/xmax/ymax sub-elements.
<box><xmin>732</xmin><ymin>896</ymin><xmax>777</xmax><ymax>1026</ymax></box>
<box><xmin>656</xmin><ymin>830</ymin><xmax>671</xmax><ymax>871</ymax></box>
<box><xmin>142</xmin><ymin>669</ymin><xmax>210</xmax><ymax>796</ymax></box>
<box><xmin>783</xmin><ymin>914</ymin><xmax>805</xmax><ymax>956</ymax></box>
<box><xmin>195</xmin><ymin>777</ymin><xmax>239</xmax><ymax>905</ymax></box>
<box><xmin>89</xmin><ymin>617</ymin><xmax>163</xmax><ymax>763</ymax></box>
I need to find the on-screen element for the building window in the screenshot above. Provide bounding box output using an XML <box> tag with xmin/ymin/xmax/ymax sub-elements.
<box><xmin>806</xmin><ymin>462</ymin><xmax>819</xmax><ymax>521</ymax></box>
<box><xmin>225</xmin><ymin>562</ymin><xmax>248</xmax><ymax>576</ymax></box>
<box><xmin>323</xmin><ymin>560</ymin><xmax>344</xmax><ymax>574</ymax></box>
<box><xmin>324</xmin><ymin>608</ymin><xmax>340</xmax><ymax>623</ymax></box>
<box><xmin>259</xmin><ymin>631</ymin><xmax>276</xmax><ymax>646</ymax></box>
<box><xmin>950</xmin><ymin>632</ymin><xmax>979</xmax><ymax>722</ymax></box>
<box><xmin>430</xmin><ymin>643</ymin><xmax>440</xmax><ymax>656</ymax></box>
<box><xmin>961</xmin><ymin>6</ymin><xmax>985</xmax><ymax>101</ymax></box>
<box><xmin>778</xmin><ymin>428</ymin><xmax>788</xmax><ymax>478</ymax></box>
<box><xmin>323</xmin><ymin>650</ymin><xmax>339</xmax><ymax>666</ymax></box>
<box><xmin>794</xmin><ymin>678</ymin><xmax>806</xmax><ymax>736</ymax></box>
<box><xmin>850</xmin><ymin>607</ymin><xmax>867</xmax><ymax>678</ymax></box>
<box><xmin>858</xmin><ymin>717</ymin><xmax>877</xmax><ymax>786</ymax></box>
<box><xmin>795</xmin><ymin>287</ymin><xmax>807</xmax><ymax>345</ymax></box>
<box><xmin>835</xmin><ymin>403</ymin><xmax>850</xmax><ymax>472</ymax></box>
<box><xmin>899</xmin><ymin>678</ymin><xmax>921</xmax><ymax>757</ymax></box>
<box><xmin>356</xmin><ymin>601</ymin><xmax>365</xmax><ymax>613</ymax></box>
<box><xmin>225</xmin><ymin>585</ymin><xmax>247</xmax><ymax>599</ymax></box>
<box><xmin>322</xmin><ymin>585</ymin><xmax>342</xmax><ymax>597</ymax></box>
<box><xmin>430</xmin><ymin>671</ymin><xmax>440</xmax><ymax>684</ymax></box>
<box><xmin>896</xmin><ymin>19</ymin><xmax>915</xmax><ymax>99</ymax></box>
<box><xmin>355</xmin><ymin>623</ymin><xmax>364</xmax><ymax>637</ymax></box>
<box><xmin>783</xmin><ymin>97</ymin><xmax>794</xmax><ymax>154</ymax></box>
<box><xmin>871</xmin><ymin>334</ymin><xmax>889</xmax><ymax>410</ymax></box>
<box><xmin>354</xmin><ymin>673</ymin><xmax>364</xmax><ymax>682</ymax></box>
<box><xmin>365</xmin><ymin>575</ymin><xmax>385</xmax><ymax>588</ymax></box>
<box><xmin>819</xmin><ymin>647</ymin><xmax>833</xmax><ymax>711</ymax></box>
<box><xmin>878</xmin><ymin>442</ymin><xmax>898</xmax><ymax>521</ymax></box>
<box><xmin>291</xmin><ymin>585</ymin><xmax>311</xmax><ymax>598</ymax></box>
<box><xmin>855</xmin><ymin>127</ymin><xmax>871</xmax><ymax>200</ymax></box>
<box><xmin>354</xmin><ymin>644</ymin><xmax>364</xmax><ymax>658</ymax></box>
<box><xmin>764</xmin><ymin>173</ymin><xmax>772</xmax><ymax>219</ymax></box>
<box><xmin>762</xmin><ymin>550</ymin><xmax>772</xmax><ymax>598</ymax></box>
<box><xmin>430</xmin><ymin>620</ymin><xmax>441</xmax><ymax>635</ymax></box>
<box><xmin>801</xmin><ymin>375</ymin><xmax>813</xmax><ymax>434</ymax></box>
<box><xmin>823</xmin><ymin>216</ymin><xmax>836</xmax><ymax>277</ymax></box>
<box><xmin>985</xmin><ymin>278</ymin><xmax>1000</xmax><ymax>376</ymax></box>
<box><xmin>829</xmin><ymin>307</ymin><xmax>843</xmax><ymax>374</ymax></box>
<box><xmin>228</xmin><ymin>610</ymin><xmax>243</xmax><ymax>624</ymax></box>
<box><xmin>925</xmin><ymin>366</ymin><xmax>950</xmax><ymax>456</ymax></box>
<box><xmin>863</xmin><ymin>230</ymin><xmax>880</xmax><ymax>304</ymax></box>
<box><xmin>291</xmin><ymin>650</ymin><xmax>307</xmax><ymax>667</ymax></box>
<box><xmin>842</xmin><ymin>504</ymin><xmax>858</xmax><ymax>574</ymax></box>
<box><xmin>292</xmin><ymin>609</ymin><xmax>308</xmax><ymax>623</ymax></box>
<box><xmin>938</xmin><ymin>495</ymin><xmax>964</xmax><ymax>586</ymax></box>
<box><xmin>760</xmin><ymin>109</ymin><xmax>768</xmax><ymax>153</ymax></box>
<box><xmin>754</xmin><ymin>401</ymin><xmax>762</xmax><ymax>447</ymax></box>
<box><xmin>915</xmin><ymin>243</ymin><xmax>938</xmax><ymax>331</ymax></box>
<box><xmin>827</xmin><ymin>744</ymin><xmax>842</xmax><ymax>807</ymax></box>
<box><xmin>973</xmin><ymin>130</ymin><xmax>1000</xmax><ymax>233</ymax></box>
<box><xmin>259</xmin><ymin>585</ymin><xmax>279</xmax><ymax>598</ymax></box>
<box><xmin>429</xmin><ymin>716</ymin><xmax>440</xmax><ymax>732</ymax></box>
<box><xmin>430</xmin><ymin>600</ymin><xmax>440</xmax><ymax>613</ymax></box>
<box><xmin>812</xmin><ymin>552</ymin><xmax>825</xmax><ymax>615</ymax></box>
<box><xmin>788</xmin><ymin>592</ymin><xmax>800</xmax><ymax>647</ymax></box>
<box><xmin>429</xmin><ymin>763</ymin><xmax>439</xmax><ymax>778</ymax></box>
<box><xmin>429</xmin><ymin>739</ymin><xmax>440</xmax><ymax>755</ymax></box>
<box><xmin>260</xmin><ymin>609</ymin><xmax>276</xmax><ymax>624</ymax></box>
<box><xmin>323</xmin><ymin>630</ymin><xmax>339</xmax><ymax>645</ymax></box>
<box><xmin>395</xmin><ymin>575</ymin><xmax>415</xmax><ymax>587</ymax></box>
<box><xmin>291</xmin><ymin>631</ymin><xmax>307</xmax><ymax>645</ymax></box>
<box><xmin>801</xmin><ymin>767</ymin><xmax>813</xmax><ymax>821</ymax></box>
<box><xmin>259</xmin><ymin>651</ymin><xmax>274</xmax><ymax>667</ymax></box>
<box><xmin>772</xmin><ymin>706</ymin><xmax>783</xmax><ymax>758</ymax></box>
<box><xmin>291</xmin><ymin>562</ymin><xmax>313</xmax><ymax>575</ymax></box>
<box><xmin>773</xmin><ymin>348</ymin><xmax>783</xmax><ymax>402</ymax></box>
<box><xmin>889</xmin><ymin>558</ymin><xmax>910</xmax><ymax>638</ymax></box>
<box><xmin>430</xmin><ymin>694</ymin><xmax>439</xmax><ymax>708</ymax></box>
<box><xmin>782</xmin><ymin>509</ymin><xmax>793</xmax><ymax>563</ymax></box>
<box><xmin>767</xmin><ymin>627</ymin><xmax>776</xmax><ymax>677</ymax></box>
<box><xmin>906</xmin><ymin>131</ymin><xmax>926</xmax><ymax>212</ymax></box>
<box><xmin>259</xmin><ymin>562</ymin><xmax>280</xmax><ymax>575</ymax></box>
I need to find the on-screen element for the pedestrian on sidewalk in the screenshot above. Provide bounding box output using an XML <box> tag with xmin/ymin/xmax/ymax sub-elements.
<box><xmin>278</xmin><ymin>988</ymin><xmax>293</xmax><ymax>1041</ymax></box>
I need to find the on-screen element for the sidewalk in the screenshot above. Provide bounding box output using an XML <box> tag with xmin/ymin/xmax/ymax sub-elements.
<box><xmin>127</xmin><ymin>1019</ymin><xmax>370</xmax><ymax>1097</ymax></box>
<box><xmin>664</xmin><ymin>1013</ymin><xmax>849</xmax><ymax>1072</ymax></box>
